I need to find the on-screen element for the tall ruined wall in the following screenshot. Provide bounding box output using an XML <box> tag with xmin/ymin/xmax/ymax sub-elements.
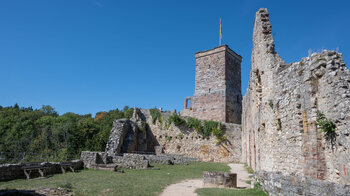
<box><xmin>142</xmin><ymin>109</ymin><xmax>242</xmax><ymax>162</ymax></box>
<box><xmin>104</xmin><ymin>108</ymin><xmax>242</xmax><ymax>162</ymax></box>
<box><xmin>181</xmin><ymin>45</ymin><xmax>242</xmax><ymax>124</ymax></box>
<box><xmin>242</xmin><ymin>8</ymin><xmax>350</xmax><ymax>190</ymax></box>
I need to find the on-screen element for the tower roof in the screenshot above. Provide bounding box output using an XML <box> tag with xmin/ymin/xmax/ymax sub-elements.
<box><xmin>195</xmin><ymin>45</ymin><xmax>242</xmax><ymax>60</ymax></box>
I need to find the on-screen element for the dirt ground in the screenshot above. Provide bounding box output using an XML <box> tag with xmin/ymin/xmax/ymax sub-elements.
<box><xmin>160</xmin><ymin>163</ymin><xmax>250</xmax><ymax>196</ymax></box>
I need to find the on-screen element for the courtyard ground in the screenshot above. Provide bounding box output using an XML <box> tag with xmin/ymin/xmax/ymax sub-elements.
<box><xmin>0</xmin><ymin>162</ymin><xmax>266</xmax><ymax>196</ymax></box>
<box><xmin>160</xmin><ymin>163</ymin><xmax>256</xmax><ymax>196</ymax></box>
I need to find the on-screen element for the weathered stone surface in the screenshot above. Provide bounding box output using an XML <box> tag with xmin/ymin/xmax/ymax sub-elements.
<box><xmin>143</xmin><ymin>154</ymin><xmax>199</xmax><ymax>165</ymax></box>
<box><xmin>154</xmin><ymin>145</ymin><xmax>163</xmax><ymax>155</ymax></box>
<box><xmin>103</xmin><ymin>108</ymin><xmax>241</xmax><ymax>163</ymax></box>
<box><xmin>105</xmin><ymin>108</ymin><xmax>159</xmax><ymax>156</ymax></box>
<box><xmin>254</xmin><ymin>170</ymin><xmax>350</xmax><ymax>196</ymax></box>
<box><xmin>114</xmin><ymin>153</ymin><xmax>150</xmax><ymax>169</ymax></box>
<box><xmin>81</xmin><ymin>152</ymin><xmax>150</xmax><ymax>169</ymax></box>
<box><xmin>105</xmin><ymin>119</ymin><xmax>139</xmax><ymax>156</ymax></box>
<box><xmin>242</xmin><ymin>7</ymin><xmax>350</xmax><ymax>194</ymax></box>
<box><xmin>203</xmin><ymin>171</ymin><xmax>237</xmax><ymax>188</ymax></box>
<box><xmin>80</xmin><ymin>151</ymin><xmax>111</xmax><ymax>168</ymax></box>
<box><xmin>180</xmin><ymin>45</ymin><xmax>242</xmax><ymax>124</ymax></box>
<box><xmin>141</xmin><ymin>109</ymin><xmax>242</xmax><ymax>162</ymax></box>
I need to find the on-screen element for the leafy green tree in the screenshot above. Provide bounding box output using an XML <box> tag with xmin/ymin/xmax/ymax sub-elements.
<box><xmin>0</xmin><ymin>104</ymin><xmax>134</xmax><ymax>162</ymax></box>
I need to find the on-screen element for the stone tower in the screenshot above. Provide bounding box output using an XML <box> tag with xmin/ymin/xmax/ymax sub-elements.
<box><xmin>181</xmin><ymin>45</ymin><xmax>242</xmax><ymax>124</ymax></box>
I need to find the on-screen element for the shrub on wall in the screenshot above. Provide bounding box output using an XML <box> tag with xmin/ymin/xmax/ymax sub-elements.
<box><xmin>202</xmin><ymin>121</ymin><xmax>221</xmax><ymax>138</ymax></box>
<box><xmin>187</xmin><ymin>117</ymin><xmax>202</xmax><ymax>132</ymax></box>
<box><xmin>168</xmin><ymin>113</ymin><xmax>185</xmax><ymax>126</ymax></box>
<box><xmin>212</xmin><ymin>123</ymin><xmax>226</xmax><ymax>143</ymax></box>
<box><xmin>165</xmin><ymin>115</ymin><xmax>226</xmax><ymax>143</ymax></box>
<box><xmin>316</xmin><ymin>111</ymin><xmax>336</xmax><ymax>135</ymax></box>
<box><xmin>150</xmin><ymin>109</ymin><xmax>162</xmax><ymax>125</ymax></box>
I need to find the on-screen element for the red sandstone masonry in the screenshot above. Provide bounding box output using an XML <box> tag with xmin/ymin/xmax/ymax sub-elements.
<box><xmin>180</xmin><ymin>45</ymin><xmax>242</xmax><ymax>124</ymax></box>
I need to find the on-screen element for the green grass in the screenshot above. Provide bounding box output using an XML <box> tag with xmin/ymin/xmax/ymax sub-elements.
<box><xmin>196</xmin><ymin>188</ymin><xmax>268</xmax><ymax>196</ymax></box>
<box><xmin>246</xmin><ymin>166</ymin><xmax>254</xmax><ymax>174</ymax></box>
<box><xmin>243</xmin><ymin>163</ymin><xmax>254</xmax><ymax>174</ymax></box>
<box><xmin>0</xmin><ymin>162</ymin><xmax>230</xmax><ymax>196</ymax></box>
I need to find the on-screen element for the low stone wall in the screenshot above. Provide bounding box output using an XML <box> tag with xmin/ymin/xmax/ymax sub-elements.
<box><xmin>203</xmin><ymin>171</ymin><xmax>237</xmax><ymax>188</ymax></box>
<box><xmin>113</xmin><ymin>154</ymin><xmax>149</xmax><ymax>169</ymax></box>
<box><xmin>0</xmin><ymin>160</ymin><xmax>83</xmax><ymax>182</ymax></box>
<box><xmin>143</xmin><ymin>154</ymin><xmax>200</xmax><ymax>165</ymax></box>
<box><xmin>80</xmin><ymin>151</ymin><xmax>111</xmax><ymax>168</ymax></box>
<box><xmin>80</xmin><ymin>151</ymin><xmax>199</xmax><ymax>169</ymax></box>
<box><xmin>254</xmin><ymin>170</ymin><xmax>350</xmax><ymax>196</ymax></box>
<box><xmin>81</xmin><ymin>151</ymin><xmax>150</xmax><ymax>169</ymax></box>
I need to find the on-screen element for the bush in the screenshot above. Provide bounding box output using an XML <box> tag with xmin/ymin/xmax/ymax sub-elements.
<box><xmin>254</xmin><ymin>182</ymin><xmax>262</xmax><ymax>189</ymax></box>
<box><xmin>123</xmin><ymin>106</ymin><xmax>134</xmax><ymax>119</ymax></box>
<box><xmin>57</xmin><ymin>181</ymin><xmax>73</xmax><ymax>190</ymax></box>
<box><xmin>316</xmin><ymin>111</ymin><xmax>336</xmax><ymax>135</ymax></box>
<box><xmin>187</xmin><ymin>117</ymin><xmax>202</xmax><ymax>132</ymax></box>
<box><xmin>244</xmin><ymin>163</ymin><xmax>254</xmax><ymax>174</ymax></box>
<box><xmin>212</xmin><ymin>126</ymin><xmax>222</xmax><ymax>138</ymax></box>
<box><xmin>168</xmin><ymin>113</ymin><xmax>185</xmax><ymax>126</ymax></box>
<box><xmin>150</xmin><ymin>109</ymin><xmax>162</xmax><ymax>125</ymax></box>
<box><xmin>247</xmin><ymin>166</ymin><xmax>254</xmax><ymax>174</ymax></box>
<box><xmin>203</xmin><ymin>121</ymin><xmax>219</xmax><ymax>138</ymax></box>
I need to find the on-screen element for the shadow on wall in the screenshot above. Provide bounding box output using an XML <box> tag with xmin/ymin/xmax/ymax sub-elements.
<box><xmin>146</xmin><ymin>123</ymin><xmax>160</xmax><ymax>153</ymax></box>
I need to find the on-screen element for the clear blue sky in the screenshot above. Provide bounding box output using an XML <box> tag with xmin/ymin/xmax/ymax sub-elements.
<box><xmin>1</xmin><ymin>0</ymin><xmax>349</xmax><ymax>115</ymax></box>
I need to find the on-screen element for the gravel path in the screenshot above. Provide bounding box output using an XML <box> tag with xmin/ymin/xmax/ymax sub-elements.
<box><xmin>159</xmin><ymin>163</ymin><xmax>250</xmax><ymax>196</ymax></box>
<box><xmin>228</xmin><ymin>163</ymin><xmax>251</xmax><ymax>189</ymax></box>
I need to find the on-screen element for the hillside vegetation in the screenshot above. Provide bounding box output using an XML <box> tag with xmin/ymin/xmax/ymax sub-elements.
<box><xmin>0</xmin><ymin>104</ymin><xmax>133</xmax><ymax>163</ymax></box>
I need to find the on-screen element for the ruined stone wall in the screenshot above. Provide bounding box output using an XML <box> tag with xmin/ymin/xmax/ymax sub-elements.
<box><xmin>254</xmin><ymin>171</ymin><xmax>350</xmax><ymax>196</ymax></box>
<box><xmin>181</xmin><ymin>45</ymin><xmax>242</xmax><ymax>124</ymax></box>
<box><xmin>103</xmin><ymin>108</ymin><xmax>241</xmax><ymax>162</ymax></box>
<box><xmin>142</xmin><ymin>109</ymin><xmax>242</xmax><ymax>162</ymax></box>
<box><xmin>0</xmin><ymin>160</ymin><xmax>83</xmax><ymax>181</ymax></box>
<box><xmin>242</xmin><ymin>8</ymin><xmax>350</xmax><ymax>190</ymax></box>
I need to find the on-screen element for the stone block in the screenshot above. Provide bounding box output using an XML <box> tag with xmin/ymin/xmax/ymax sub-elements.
<box><xmin>203</xmin><ymin>171</ymin><xmax>237</xmax><ymax>188</ymax></box>
<box><xmin>154</xmin><ymin>146</ymin><xmax>163</xmax><ymax>155</ymax></box>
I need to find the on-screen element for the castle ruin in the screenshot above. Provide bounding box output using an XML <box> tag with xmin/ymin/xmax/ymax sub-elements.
<box><xmin>83</xmin><ymin>8</ymin><xmax>350</xmax><ymax>195</ymax></box>
<box><xmin>179</xmin><ymin>7</ymin><xmax>350</xmax><ymax>195</ymax></box>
